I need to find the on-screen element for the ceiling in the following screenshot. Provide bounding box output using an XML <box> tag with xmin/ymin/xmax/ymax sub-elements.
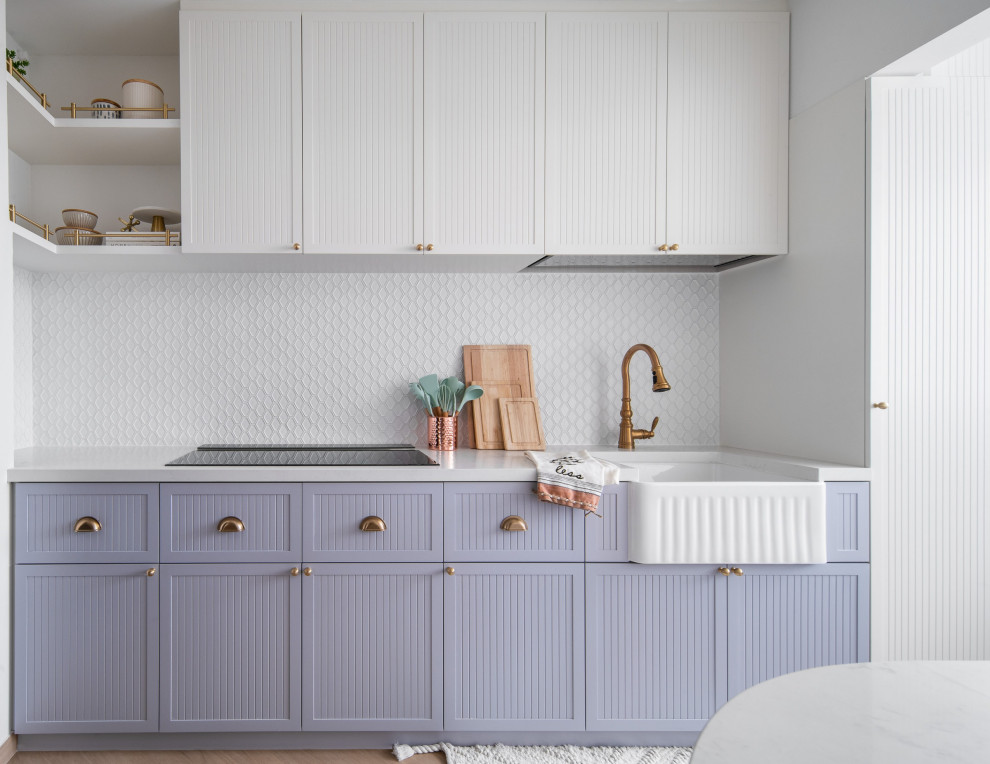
<box><xmin>7</xmin><ymin>0</ymin><xmax>180</xmax><ymax>56</ymax></box>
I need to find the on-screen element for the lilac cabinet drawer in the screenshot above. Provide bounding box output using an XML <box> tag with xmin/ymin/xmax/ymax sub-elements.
<box><xmin>161</xmin><ymin>483</ymin><xmax>303</xmax><ymax>562</ymax></box>
<box><xmin>303</xmin><ymin>483</ymin><xmax>443</xmax><ymax>562</ymax></box>
<box><xmin>584</xmin><ymin>484</ymin><xmax>629</xmax><ymax>562</ymax></box>
<box><xmin>443</xmin><ymin>483</ymin><xmax>584</xmax><ymax>562</ymax></box>
<box><xmin>826</xmin><ymin>482</ymin><xmax>870</xmax><ymax>562</ymax></box>
<box><xmin>15</xmin><ymin>483</ymin><xmax>159</xmax><ymax>563</ymax></box>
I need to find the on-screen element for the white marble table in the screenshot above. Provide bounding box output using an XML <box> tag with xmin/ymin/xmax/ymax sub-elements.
<box><xmin>691</xmin><ymin>662</ymin><xmax>990</xmax><ymax>764</ymax></box>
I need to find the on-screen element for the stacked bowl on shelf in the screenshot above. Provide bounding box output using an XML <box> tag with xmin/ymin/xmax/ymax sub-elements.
<box><xmin>55</xmin><ymin>209</ymin><xmax>103</xmax><ymax>245</ymax></box>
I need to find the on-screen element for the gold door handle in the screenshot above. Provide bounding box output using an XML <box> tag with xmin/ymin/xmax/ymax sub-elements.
<box><xmin>499</xmin><ymin>515</ymin><xmax>529</xmax><ymax>532</ymax></box>
<box><xmin>293</xmin><ymin>242</ymin><xmax>301</xmax><ymax>250</ymax></box>
<box><xmin>416</xmin><ymin>243</ymin><xmax>424</xmax><ymax>251</ymax></box>
<box><xmin>731</xmin><ymin>567</ymin><xmax>744</xmax><ymax>576</ymax></box>
<box><xmin>147</xmin><ymin>568</ymin><xmax>157</xmax><ymax>577</ymax></box>
<box><xmin>73</xmin><ymin>516</ymin><xmax>102</xmax><ymax>533</ymax></box>
<box><xmin>446</xmin><ymin>566</ymin><xmax>455</xmax><ymax>576</ymax></box>
<box><xmin>717</xmin><ymin>567</ymin><xmax>731</xmax><ymax>576</ymax></box>
<box><xmin>426</xmin><ymin>244</ymin><xmax>435</xmax><ymax>251</ymax></box>
<box><xmin>873</xmin><ymin>402</ymin><xmax>888</xmax><ymax>409</ymax></box>
<box><xmin>303</xmin><ymin>567</ymin><xmax>313</xmax><ymax>576</ymax></box>
<box><xmin>658</xmin><ymin>244</ymin><xmax>668</xmax><ymax>252</ymax></box>
<box><xmin>217</xmin><ymin>516</ymin><xmax>246</xmax><ymax>533</ymax></box>
<box><xmin>670</xmin><ymin>244</ymin><xmax>680</xmax><ymax>251</ymax></box>
<box><xmin>359</xmin><ymin>515</ymin><xmax>387</xmax><ymax>532</ymax></box>
<box><xmin>290</xmin><ymin>567</ymin><xmax>300</xmax><ymax>577</ymax></box>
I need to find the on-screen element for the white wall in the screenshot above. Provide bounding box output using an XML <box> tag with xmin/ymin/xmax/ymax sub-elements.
<box><xmin>789</xmin><ymin>0</ymin><xmax>990</xmax><ymax>116</ymax></box>
<box><xmin>720</xmin><ymin>81</ymin><xmax>867</xmax><ymax>465</ymax></box>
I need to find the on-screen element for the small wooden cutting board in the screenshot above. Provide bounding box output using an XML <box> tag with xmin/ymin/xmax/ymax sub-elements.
<box><xmin>462</xmin><ymin>345</ymin><xmax>536</xmax><ymax>448</ymax></box>
<box><xmin>469</xmin><ymin>380</ymin><xmax>526</xmax><ymax>450</ymax></box>
<box><xmin>498</xmin><ymin>397</ymin><xmax>546</xmax><ymax>451</ymax></box>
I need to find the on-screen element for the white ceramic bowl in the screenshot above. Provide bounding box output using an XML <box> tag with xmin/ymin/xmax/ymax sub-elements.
<box><xmin>121</xmin><ymin>78</ymin><xmax>164</xmax><ymax>119</ymax></box>
<box><xmin>61</xmin><ymin>209</ymin><xmax>98</xmax><ymax>229</ymax></box>
<box><xmin>56</xmin><ymin>226</ymin><xmax>104</xmax><ymax>246</ymax></box>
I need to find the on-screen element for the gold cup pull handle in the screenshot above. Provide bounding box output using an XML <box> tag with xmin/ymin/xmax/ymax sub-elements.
<box><xmin>731</xmin><ymin>567</ymin><xmax>744</xmax><ymax>576</ymax></box>
<box><xmin>73</xmin><ymin>516</ymin><xmax>102</xmax><ymax>533</ymax></box>
<box><xmin>500</xmin><ymin>515</ymin><xmax>529</xmax><ymax>532</ymax></box>
<box><xmin>717</xmin><ymin>567</ymin><xmax>731</xmax><ymax>576</ymax></box>
<box><xmin>359</xmin><ymin>515</ymin><xmax>387</xmax><ymax>532</ymax></box>
<box><xmin>217</xmin><ymin>516</ymin><xmax>246</xmax><ymax>533</ymax></box>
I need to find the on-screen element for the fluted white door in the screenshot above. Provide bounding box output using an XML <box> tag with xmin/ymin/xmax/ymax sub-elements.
<box><xmin>303</xmin><ymin>13</ymin><xmax>423</xmax><ymax>255</ymax></box>
<box><xmin>181</xmin><ymin>11</ymin><xmax>302</xmax><ymax>254</ymax></box>
<box><xmin>424</xmin><ymin>13</ymin><xmax>545</xmax><ymax>255</ymax></box>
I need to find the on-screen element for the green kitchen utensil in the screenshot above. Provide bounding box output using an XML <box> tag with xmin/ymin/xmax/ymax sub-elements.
<box><xmin>437</xmin><ymin>385</ymin><xmax>456</xmax><ymax>416</ymax></box>
<box><xmin>409</xmin><ymin>382</ymin><xmax>434</xmax><ymax>414</ymax></box>
<box><xmin>457</xmin><ymin>384</ymin><xmax>484</xmax><ymax>412</ymax></box>
<box><xmin>419</xmin><ymin>374</ymin><xmax>440</xmax><ymax>405</ymax></box>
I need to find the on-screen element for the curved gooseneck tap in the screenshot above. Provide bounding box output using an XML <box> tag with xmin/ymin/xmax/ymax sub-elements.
<box><xmin>619</xmin><ymin>343</ymin><xmax>671</xmax><ymax>450</ymax></box>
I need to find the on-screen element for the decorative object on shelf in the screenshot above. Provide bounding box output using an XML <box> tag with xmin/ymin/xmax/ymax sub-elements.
<box><xmin>90</xmin><ymin>98</ymin><xmax>121</xmax><ymax>119</ymax></box>
<box><xmin>6</xmin><ymin>52</ymin><xmax>48</xmax><ymax>110</ymax></box>
<box><xmin>462</xmin><ymin>345</ymin><xmax>537</xmax><ymax>449</ymax></box>
<box><xmin>61</xmin><ymin>209</ymin><xmax>98</xmax><ymax>229</ymax></box>
<box><xmin>118</xmin><ymin>215</ymin><xmax>140</xmax><ymax>232</ymax></box>
<box><xmin>410</xmin><ymin>374</ymin><xmax>484</xmax><ymax>452</ymax></box>
<box><xmin>55</xmin><ymin>226</ymin><xmax>104</xmax><ymax>246</ymax></box>
<box><xmin>498</xmin><ymin>397</ymin><xmax>546</xmax><ymax>451</ymax></box>
<box><xmin>6</xmin><ymin>49</ymin><xmax>28</xmax><ymax>76</ymax></box>
<box><xmin>9</xmin><ymin>204</ymin><xmax>52</xmax><ymax>241</ymax></box>
<box><xmin>121</xmin><ymin>78</ymin><xmax>164</xmax><ymax>120</ymax></box>
<box><xmin>131</xmin><ymin>206</ymin><xmax>180</xmax><ymax>231</ymax></box>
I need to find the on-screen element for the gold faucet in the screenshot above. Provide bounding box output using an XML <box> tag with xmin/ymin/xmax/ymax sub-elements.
<box><xmin>618</xmin><ymin>343</ymin><xmax>671</xmax><ymax>450</ymax></box>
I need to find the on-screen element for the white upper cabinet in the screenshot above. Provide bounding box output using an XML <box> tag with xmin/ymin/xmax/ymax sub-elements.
<box><xmin>546</xmin><ymin>13</ymin><xmax>667</xmax><ymax>255</ymax></box>
<box><xmin>303</xmin><ymin>13</ymin><xmax>423</xmax><ymax>255</ymax></box>
<box><xmin>666</xmin><ymin>12</ymin><xmax>789</xmax><ymax>256</ymax></box>
<box><xmin>424</xmin><ymin>13</ymin><xmax>545</xmax><ymax>255</ymax></box>
<box><xmin>181</xmin><ymin>11</ymin><xmax>302</xmax><ymax>254</ymax></box>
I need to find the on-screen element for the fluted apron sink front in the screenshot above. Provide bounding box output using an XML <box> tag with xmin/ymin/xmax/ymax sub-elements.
<box><xmin>618</xmin><ymin>457</ymin><xmax>826</xmax><ymax>565</ymax></box>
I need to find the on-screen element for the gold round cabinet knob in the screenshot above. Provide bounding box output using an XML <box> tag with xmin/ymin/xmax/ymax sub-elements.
<box><xmin>416</xmin><ymin>243</ymin><xmax>424</xmax><ymax>251</ymax></box>
<box><xmin>658</xmin><ymin>244</ymin><xmax>668</xmax><ymax>252</ymax></box>
<box><xmin>293</xmin><ymin>242</ymin><xmax>301</xmax><ymax>250</ymax></box>
<box><xmin>290</xmin><ymin>567</ymin><xmax>300</xmax><ymax>577</ymax></box>
<box><xmin>670</xmin><ymin>243</ymin><xmax>680</xmax><ymax>251</ymax></box>
<box><xmin>303</xmin><ymin>567</ymin><xmax>313</xmax><ymax>576</ymax></box>
<box><xmin>445</xmin><ymin>567</ymin><xmax>455</xmax><ymax>576</ymax></box>
<box><xmin>731</xmin><ymin>567</ymin><xmax>744</xmax><ymax>576</ymax></box>
<box><xmin>717</xmin><ymin>567</ymin><xmax>731</xmax><ymax>576</ymax></box>
<box><xmin>147</xmin><ymin>568</ymin><xmax>157</xmax><ymax>577</ymax></box>
<box><xmin>873</xmin><ymin>402</ymin><xmax>889</xmax><ymax>409</ymax></box>
<box><xmin>426</xmin><ymin>244</ymin><xmax>435</xmax><ymax>251</ymax></box>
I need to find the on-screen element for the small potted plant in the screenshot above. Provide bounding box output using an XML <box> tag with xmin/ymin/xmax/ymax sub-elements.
<box><xmin>409</xmin><ymin>375</ymin><xmax>483</xmax><ymax>451</ymax></box>
<box><xmin>6</xmin><ymin>49</ymin><xmax>29</xmax><ymax>77</ymax></box>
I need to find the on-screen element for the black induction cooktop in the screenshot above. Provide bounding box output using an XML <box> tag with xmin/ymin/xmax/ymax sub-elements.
<box><xmin>166</xmin><ymin>444</ymin><xmax>438</xmax><ymax>467</ymax></box>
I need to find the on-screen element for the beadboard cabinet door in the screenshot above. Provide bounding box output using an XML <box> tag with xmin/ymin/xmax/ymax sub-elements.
<box><xmin>160</xmin><ymin>563</ymin><xmax>301</xmax><ymax>731</ymax></box>
<box><xmin>303</xmin><ymin>13</ymin><xmax>423</xmax><ymax>254</ymax></box>
<box><xmin>14</xmin><ymin>564</ymin><xmax>159</xmax><ymax>734</ymax></box>
<box><xmin>666</xmin><ymin>12</ymin><xmax>789</xmax><ymax>256</ymax></box>
<box><xmin>303</xmin><ymin>564</ymin><xmax>442</xmax><ymax>731</ymax></box>
<box><xmin>546</xmin><ymin>13</ymin><xmax>667</xmax><ymax>255</ymax></box>
<box><xmin>586</xmin><ymin>564</ymin><xmax>727</xmax><ymax>731</ymax></box>
<box><xmin>444</xmin><ymin>563</ymin><xmax>584</xmax><ymax>731</ymax></box>
<box><xmin>424</xmin><ymin>13</ymin><xmax>545</xmax><ymax>255</ymax></box>
<box><xmin>181</xmin><ymin>11</ymin><xmax>302</xmax><ymax>253</ymax></box>
<box><xmin>727</xmin><ymin>564</ymin><xmax>870</xmax><ymax>698</ymax></box>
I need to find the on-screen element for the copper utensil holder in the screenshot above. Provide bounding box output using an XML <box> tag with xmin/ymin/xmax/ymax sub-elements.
<box><xmin>427</xmin><ymin>416</ymin><xmax>458</xmax><ymax>451</ymax></box>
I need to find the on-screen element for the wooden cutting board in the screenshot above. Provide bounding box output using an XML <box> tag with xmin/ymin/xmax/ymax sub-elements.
<box><xmin>499</xmin><ymin>397</ymin><xmax>546</xmax><ymax>451</ymax></box>
<box><xmin>469</xmin><ymin>380</ymin><xmax>526</xmax><ymax>450</ymax></box>
<box><xmin>462</xmin><ymin>345</ymin><xmax>536</xmax><ymax>449</ymax></box>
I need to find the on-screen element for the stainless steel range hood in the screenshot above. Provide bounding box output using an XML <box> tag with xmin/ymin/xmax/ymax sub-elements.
<box><xmin>524</xmin><ymin>253</ymin><xmax>776</xmax><ymax>273</ymax></box>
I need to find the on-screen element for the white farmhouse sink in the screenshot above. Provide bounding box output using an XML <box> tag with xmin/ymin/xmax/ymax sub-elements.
<box><xmin>597</xmin><ymin>452</ymin><xmax>827</xmax><ymax>565</ymax></box>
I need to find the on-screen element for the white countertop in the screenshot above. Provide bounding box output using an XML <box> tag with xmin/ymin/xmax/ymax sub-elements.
<box><xmin>7</xmin><ymin>445</ymin><xmax>869</xmax><ymax>483</ymax></box>
<box><xmin>690</xmin><ymin>661</ymin><xmax>990</xmax><ymax>764</ymax></box>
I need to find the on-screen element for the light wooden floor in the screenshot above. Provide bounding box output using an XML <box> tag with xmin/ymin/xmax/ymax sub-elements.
<box><xmin>10</xmin><ymin>750</ymin><xmax>444</xmax><ymax>764</ymax></box>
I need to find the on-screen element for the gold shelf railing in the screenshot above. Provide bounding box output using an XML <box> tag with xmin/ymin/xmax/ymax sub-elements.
<box><xmin>9</xmin><ymin>204</ymin><xmax>53</xmax><ymax>241</ymax></box>
<box><xmin>65</xmin><ymin>230</ymin><xmax>180</xmax><ymax>246</ymax></box>
<box><xmin>6</xmin><ymin>58</ymin><xmax>49</xmax><ymax>110</ymax></box>
<box><xmin>61</xmin><ymin>103</ymin><xmax>175</xmax><ymax>119</ymax></box>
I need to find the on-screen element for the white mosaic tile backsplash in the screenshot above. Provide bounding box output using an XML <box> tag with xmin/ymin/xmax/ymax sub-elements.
<box><xmin>26</xmin><ymin>272</ymin><xmax>719</xmax><ymax>447</ymax></box>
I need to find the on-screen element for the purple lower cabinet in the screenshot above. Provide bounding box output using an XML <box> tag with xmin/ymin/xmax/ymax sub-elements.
<box><xmin>14</xmin><ymin>564</ymin><xmax>159</xmax><ymax>734</ymax></box>
<box><xmin>586</xmin><ymin>564</ymin><xmax>727</xmax><ymax>731</ymax></box>
<box><xmin>160</xmin><ymin>563</ymin><xmax>301</xmax><ymax>732</ymax></box>
<box><xmin>444</xmin><ymin>563</ymin><xmax>585</xmax><ymax>731</ymax></box>
<box><xmin>302</xmin><ymin>563</ymin><xmax>442</xmax><ymax>731</ymax></box>
<box><xmin>727</xmin><ymin>563</ymin><xmax>870</xmax><ymax>698</ymax></box>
